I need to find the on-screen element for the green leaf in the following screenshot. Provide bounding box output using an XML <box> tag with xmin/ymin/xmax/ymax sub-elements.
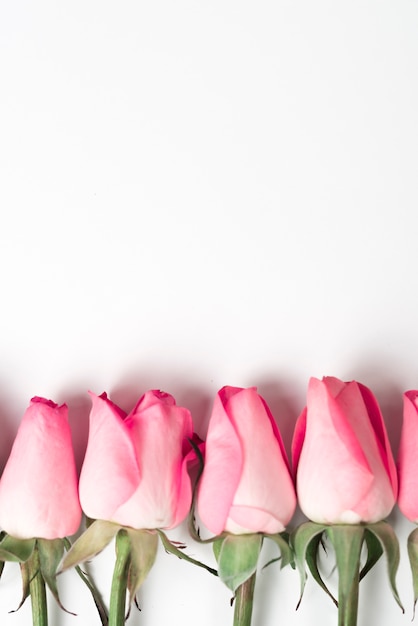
<box><xmin>365</xmin><ymin>521</ymin><xmax>404</xmax><ymax>612</ymax></box>
<box><xmin>290</xmin><ymin>522</ymin><xmax>328</xmax><ymax>609</ymax></box>
<box><xmin>407</xmin><ymin>528</ymin><xmax>418</xmax><ymax>618</ymax></box>
<box><xmin>264</xmin><ymin>532</ymin><xmax>293</xmax><ymax>569</ymax></box>
<box><xmin>59</xmin><ymin>520</ymin><xmax>121</xmax><ymax>572</ymax></box>
<box><xmin>0</xmin><ymin>535</ymin><xmax>36</xmax><ymax>562</ymax></box>
<box><xmin>157</xmin><ymin>530</ymin><xmax>217</xmax><ymax>576</ymax></box>
<box><xmin>37</xmin><ymin>538</ymin><xmax>75</xmax><ymax>615</ymax></box>
<box><xmin>359</xmin><ymin>528</ymin><xmax>383</xmax><ymax>581</ymax></box>
<box><xmin>214</xmin><ymin>534</ymin><xmax>263</xmax><ymax>593</ymax></box>
<box><xmin>125</xmin><ymin>529</ymin><xmax>158</xmax><ymax>608</ymax></box>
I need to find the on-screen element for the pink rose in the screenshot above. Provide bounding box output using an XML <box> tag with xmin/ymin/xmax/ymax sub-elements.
<box><xmin>292</xmin><ymin>376</ymin><xmax>397</xmax><ymax>524</ymax></box>
<box><xmin>397</xmin><ymin>391</ymin><xmax>418</xmax><ymax>521</ymax></box>
<box><xmin>79</xmin><ymin>390</ymin><xmax>194</xmax><ymax>529</ymax></box>
<box><xmin>197</xmin><ymin>386</ymin><xmax>296</xmax><ymax>535</ymax></box>
<box><xmin>0</xmin><ymin>397</ymin><xmax>82</xmax><ymax>540</ymax></box>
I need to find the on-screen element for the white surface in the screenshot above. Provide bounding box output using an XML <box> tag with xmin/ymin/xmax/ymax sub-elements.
<box><xmin>1</xmin><ymin>1</ymin><xmax>418</xmax><ymax>624</ymax></box>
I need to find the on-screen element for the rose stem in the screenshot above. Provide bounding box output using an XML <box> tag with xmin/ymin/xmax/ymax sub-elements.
<box><xmin>327</xmin><ymin>525</ymin><xmax>364</xmax><ymax>626</ymax></box>
<box><xmin>233</xmin><ymin>573</ymin><xmax>256</xmax><ymax>626</ymax></box>
<box><xmin>109</xmin><ymin>530</ymin><xmax>131</xmax><ymax>626</ymax></box>
<box><xmin>28</xmin><ymin>545</ymin><xmax>48</xmax><ymax>626</ymax></box>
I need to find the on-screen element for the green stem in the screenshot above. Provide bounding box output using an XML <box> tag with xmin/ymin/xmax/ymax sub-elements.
<box><xmin>327</xmin><ymin>525</ymin><xmax>364</xmax><ymax>626</ymax></box>
<box><xmin>28</xmin><ymin>545</ymin><xmax>48</xmax><ymax>626</ymax></box>
<box><xmin>109</xmin><ymin>530</ymin><xmax>131</xmax><ymax>626</ymax></box>
<box><xmin>233</xmin><ymin>573</ymin><xmax>256</xmax><ymax>626</ymax></box>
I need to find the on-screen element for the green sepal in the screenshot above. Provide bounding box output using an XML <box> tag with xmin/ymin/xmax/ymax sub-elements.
<box><xmin>157</xmin><ymin>530</ymin><xmax>217</xmax><ymax>576</ymax></box>
<box><xmin>59</xmin><ymin>520</ymin><xmax>121</xmax><ymax>572</ymax></box>
<box><xmin>125</xmin><ymin>529</ymin><xmax>158</xmax><ymax>608</ymax></box>
<box><xmin>359</xmin><ymin>528</ymin><xmax>383</xmax><ymax>581</ymax></box>
<box><xmin>37</xmin><ymin>538</ymin><xmax>74</xmax><ymax>615</ymax></box>
<box><xmin>0</xmin><ymin>534</ymin><xmax>36</xmax><ymax>562</ymax></box>
<box><xmin>187</xmin><ymin>436</ymin><xmax>205</xmax><ymax>543</ymax></box>
<box><xmin>10</xmin><ymin>562</ymin><xmax>31</xmax><ymax>613</ymax></box>
<box><xmin>213</xmin><ymin>533</ymin><xmax>263</xmax><ymax>593</ymax></box>
<box><xmin>407</xmin><ymin>528</ymin><xmax>418</xmax><ymax>617</ymax></box>
<box><xmin>365</xmin><ymin>521</ymin><xmax>404</xmax><ymax>612</ymax></box>
<box><xmin>263</xmin><ymin>532</ymin><xmax>293</xmax><ymax>570</ymax></box>
<box><xmin>63</xmin><ymin>538</ymin><xmax>108</xmax><ymax>626</ymax></box>
<box><xmin>290</xmin><ymin>522</ymin><xmax>330</xmax><ymax>608</ymax></box>
<box><xmin>305</xmin><ymin>530</ymin><xmax>337</xmax><ymax>607</ymax></box>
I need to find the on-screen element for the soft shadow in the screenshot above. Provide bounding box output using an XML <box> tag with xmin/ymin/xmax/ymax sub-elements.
<box><xmin>0</xmin><ymin>386</ymin><xmax>22</xmax><ymax>473</ymax></box>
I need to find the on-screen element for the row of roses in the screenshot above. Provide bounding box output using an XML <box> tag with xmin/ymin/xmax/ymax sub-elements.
<box><xmin>0</xmin><ymin>377</ymin><xmax>418</xmax><ymax>626</ymax></box>
<box><xmin>1</xmin><ymin>378</ymin><xmax>416</xmax><ymax>539</ymax></box>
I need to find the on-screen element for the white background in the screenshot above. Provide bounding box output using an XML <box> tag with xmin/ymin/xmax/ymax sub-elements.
<box><xmin>1</xmin><ymin>1</ymin><xmax>418</xmax><ymax>624</ymax></box>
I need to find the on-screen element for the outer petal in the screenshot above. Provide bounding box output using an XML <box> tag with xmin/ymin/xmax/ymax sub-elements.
<box><xmin>110</xmin><ymin>393</ymin><xmax>193</xmax><ymax>529</ymax></box>
<box><xmin>398</xmin><ymin>391</ymin><xmax>418</xmax><ymax>521</ymax></box>
<box><xmin>358</xmin><ymin>382</ymin><xmax>398</xmax><ymax>496</ymax></box>
<box><xmin>292</xmin><ymin>407</ymin><xmax>307</xmax><ymax>474</ymax></box>
<box><xmin>0</xmin><ymin>398</ymin><xmax>82</xmax><ymax>540</ymax></box>
<box><xmin>197</xmin><ymin>389</ymin><xmax>243</xmax><ymax>535</ymax></box>
<box><xmin>224</xmin><ymin>388</ymin><xmax>296</xmax><ymax>533</ymax></box>
<box><xmin>79</xmin><ymin>392</ymin><xmax>140</xmax><ymax>521</ymax></box>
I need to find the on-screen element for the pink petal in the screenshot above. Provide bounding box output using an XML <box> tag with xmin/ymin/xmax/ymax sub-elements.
<box><xmin>358</xmin><ymin>382</ymin><xmax>398</xmax><ymax>496</ymax></box>
<box><xmin>226</xmin><ymin>505</ymin><xmax>286</xmax><ymax>534</ymax></box>
<box><xmin>292</xmin><ymin>407</ymin><xmax>307</xmax><ymax>474</ymax></box>
<box><xmin>79</xmin><ymin>392</ymin><xmax>140</xmax><ymax>520</ymax></box>
<box><xmin>398</xmin><ymin>391</ymin><xmax>418</xmax><ymax>521</ymax></box>
<box><xmin>197</xmin><ymin>389</ymin><xmax>243</xmax><ymax>535</ymax></box>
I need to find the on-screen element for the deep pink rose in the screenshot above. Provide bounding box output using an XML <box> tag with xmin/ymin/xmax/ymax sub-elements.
<box><xmin>0</xmin><ymin>397</ymin><xmax>82</xmax><ymax>540</ymax></box>
<box><xmin>292</xmin><ymin>376</ymin><xmax>397</xmax><ymax>524</ymax></box>
<box><xmin>197</xmin><ymin>386</ymin><xmax>296</xmax><ymax>535</ymax></box>
<box><xmin>79</xmin><ymin>390</ymin><xmax>194</xmax><ymax>529</ymax></box>
<box><xmin>397</xmin><ymin>391</ymin><xmax>418</xmax><ymax>521</ymax></box>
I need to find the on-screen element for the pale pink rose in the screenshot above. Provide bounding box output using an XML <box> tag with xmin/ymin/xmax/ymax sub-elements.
<box><xmin>397</xmin><ymin>391</ymin><xmax>418</xmax><ymax>522</ymax></box>
<box><xmin>197</xmin><ymin>386</ymin><xmax>296</xmax><ymax>535</ymax></box>
<box><xmin>293</xmin><ymin>377</ymin><xmax>397</xmax><ymax>524</ymax></box>
<box><xmin>79</xmin><ymin>390</ymin><xmax>194</xmax><ymax>529</ymax></box>
<box><xmin>0</xmin><ymin>397</ymin><xmax>82</xmax><ymax>540</ymax></box>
